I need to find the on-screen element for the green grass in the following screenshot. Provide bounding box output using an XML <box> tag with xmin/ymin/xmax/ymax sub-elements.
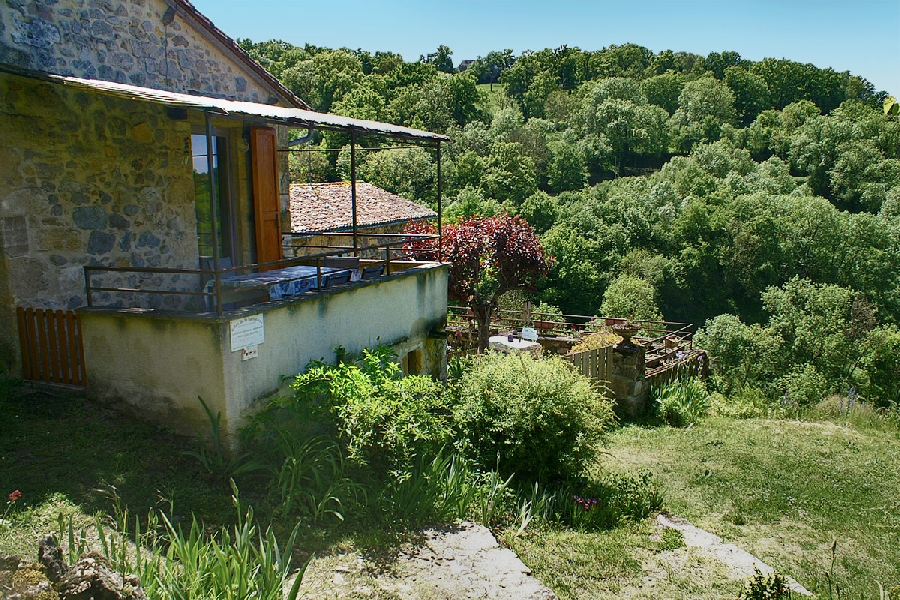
<box><xmin>507</xmin><ymin>521</ymin><xmax>737</xmax><ymax>599</ymax></box>
<box><xmin>3</xmin><ymin>378</ymin><xmax>899</xmax><ymax>599</ymax></box>
<box><xmin>0</xmin><ymin>383</ymin><xmax>234</xmax><ymax>557</ymax></box>
<box><xmin>477</xmin><ymin>83</ymin><xmax>506</xmax><ymax>114</ymax></box>
<box><xmin>510</xmin><ymin>416</ymin><xmax>900</xmax><ymax>599</ymax></box>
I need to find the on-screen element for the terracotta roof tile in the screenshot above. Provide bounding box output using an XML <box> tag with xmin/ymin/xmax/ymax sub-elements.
<box><xmin>289</xmin><ymin>182</ymin><xmax>437</xmax><ymax>234</ymax></box>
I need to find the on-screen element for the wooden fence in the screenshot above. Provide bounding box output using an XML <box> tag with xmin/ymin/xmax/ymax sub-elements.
<box><xmin>17</xmin><ymin>307</ymin><xmax>86</xmax><ymax>386</ymax></box>
<box><xmin>565</xmin><ymin>346</ymin><xmax>613</xmax><ymax>384</ymax></box>
<box><xmin>644</xmin><ymin>348</ymin><xmax>708</xmax><ymax>393</ymax></box>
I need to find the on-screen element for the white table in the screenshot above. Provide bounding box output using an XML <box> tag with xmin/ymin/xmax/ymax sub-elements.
<box><xmin>488</xmin><ymin>335</ymin><xmax>543</xmax><ymax>356</ymax></box>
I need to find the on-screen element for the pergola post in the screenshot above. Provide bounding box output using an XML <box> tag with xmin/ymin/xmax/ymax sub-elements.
<box><xmin>205</xmin><ymin>111</ymin><xmax>223</xmax><ymax>316</ymax></box>
<box><xmin>350</xmin><ymin>130</ymin><xmax>358</xmax><ymax>256</ymax></box>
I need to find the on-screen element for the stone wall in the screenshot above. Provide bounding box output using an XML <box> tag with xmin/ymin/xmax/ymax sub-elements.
<box><xmin>0</xmin><ymin>0</ymin><xmax>283</xmax><ymax>104</ymax></box>
<box><xmin>0</xmin><ymin>71</ymin><xmax>201</xmax><ymax>371</ymax></box>
<box><xmin>284</xmin><ymin>225</ymin><xmax>408</xmax><ymax>259</ymax></box>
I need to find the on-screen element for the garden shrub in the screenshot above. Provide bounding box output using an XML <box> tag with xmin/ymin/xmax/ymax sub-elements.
<box><xmin>653</xmin><ymin>377</ymin><xmax>710</xmax><ymax>427</ymax></box>
<box><xmin>709</xmin><ymin>387</ymin><xmax>772</xmax><ymax>419</ymax></box>
<box><xmin>453</xmin><ymin>352</ymin><xmax>615</xmax><ymax>483</ymax></box>
<box><xmin>286</xmin><ymin>346</ymin><xmax>453</xmax><ymax>476</ymax></box>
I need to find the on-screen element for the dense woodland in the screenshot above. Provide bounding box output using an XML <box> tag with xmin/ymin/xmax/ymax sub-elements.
<box><xmin>238</xmin><ymin>39</ymin><xmax>900</xmax><ymax>408</ymax></box>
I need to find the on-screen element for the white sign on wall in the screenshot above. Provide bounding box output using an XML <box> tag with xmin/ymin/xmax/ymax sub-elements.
<box><xmin>230</xmin><ymin>314</ymin><xmax>265</xmax><ymax>353</ymax></box>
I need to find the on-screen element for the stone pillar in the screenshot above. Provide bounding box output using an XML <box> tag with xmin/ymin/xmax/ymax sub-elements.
<box><xmin>609</xmin><ymin>341</ymin><xmax>647</xmax><ymax>418</ymax></box>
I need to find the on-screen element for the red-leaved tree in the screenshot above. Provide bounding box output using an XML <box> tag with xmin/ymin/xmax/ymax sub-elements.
<box><xmin>405</xmin><ymin>215</ymin><xmax>551</xmax><ymax>351</ymax></box>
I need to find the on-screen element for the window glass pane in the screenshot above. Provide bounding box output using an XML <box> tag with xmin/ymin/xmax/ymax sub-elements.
<box><xmin>191</xmin><ymin>134</ymin><xmax>229</xmax><ymax>261</ymax></box>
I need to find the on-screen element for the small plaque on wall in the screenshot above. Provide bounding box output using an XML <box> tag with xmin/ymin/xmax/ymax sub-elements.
<box><xmin>231</xmin><ymin>314</ymin><xmax>264</xmax><ymax>352</ymax></box>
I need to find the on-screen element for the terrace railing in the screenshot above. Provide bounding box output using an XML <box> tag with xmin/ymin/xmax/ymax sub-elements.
<box><xmin>84</xmin><ymin>233</ymin><xmax>439</xmax><ymax>316</ymax></box>
<box><xmin>448</xmin><ymin>306</ymin><xmax>694</xmax><ymax>344</ymax></box>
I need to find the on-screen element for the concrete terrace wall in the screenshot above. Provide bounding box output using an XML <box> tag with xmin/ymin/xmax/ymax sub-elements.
<box><xmin>0</xmin><ymin>0</ymin><xmax>280</xmax><ymax>104</ymax></box>
<box><xmin>78</xmin><ymin>264</ymin><xmax>449</xmax><ymax>440</ymax></box>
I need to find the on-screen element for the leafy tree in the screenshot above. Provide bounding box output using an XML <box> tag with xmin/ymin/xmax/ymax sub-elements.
<box><xmin>860</xmin><ymin>325</ymin><xmax>900</xmax><ymax>406</ymax></box>
<box><xmin>517</xmin><ymin>190</ymin><xmax>559</xmax><ymax>234</ymax></box>
<box><xmin>671</xmin><ymin>77</ymin><xmax>738</xmax><ymax>151</ymax></box>
<box><xmin>762</xmin><ymin>278</ymin><xmax>877</xmax><ymax>399</ymax></box>
<box><xmin>449</xmin><ymin>150</ymin><xmax>486</xmax><ymax>191</ymax></box>
<box><xmin>695</xmin><ymin>314</ymin><xmax>777</xmax><ymax>395</ymax></box>
<box><xmin>420</xmin><ymin>45</ymin><xmax>454</xmax><ymax>73</ymax></box>
<box><xmin>407</xmin><ymin>216</ymin><xmax>550</xmax><ymax>351</ymax></box>
<box><xmin>443</xmin><ymin>187</ymin><xmax>501</xmax><ymax>223</ymax></box>
<box><xmin>600</xmin><ymin>274</ymin><xmax>663</xmax><ymax>321</ymax></box>
<box><xmin>371</xmin><ymin>50</ymin><xmax>404</xmax><ymax>74</ymax></box>
<box><xmin>539</xmin><ymin>220</ymin><xmax>623</xmax><ymax>316</ymax></box>
<box><xmin>594</xmin><ymin>43</ymin><xmax>653</xmax><ymax>79</ymax></box>
<box><xmin>642</xmin><ymin>72</ymin><xmax>684</xmax><ymax>115</ymax></box>
<box><xmin>590</xmin><ymin>99</ymin><xmax>669</xmax><ymax>174</ymax></box>
<box><xmin>482</xmin><ymin>142</ymin><xmax>537</xmax><ymax>208</ymax></box>
<box><xmin>724</xmin><ymin>66</ymin><xmax>772</xmax><ymax>125</ymax></box>
<box><xmin>358</xmin><ymin>147</ymin><xmax>437</xmax><ymax>205</ymax></box>
<box><xmin>703</xmin><ymin>50</ymin><xmax>744</xmax><ymax>79</ymax></box>
<box><xmin>281</xmin><ymin>49</ymin><xmax>364</xmax><ymax>112</ymax></box>
<box><xmin>547</xmin><ymin>137</ymin><xmax>589</xmax><ymax>192</ymax></box>
<box><xmin>468</xmin><ymin>49</ymin><xmax>515</xmax><ymax>84</ymax></box>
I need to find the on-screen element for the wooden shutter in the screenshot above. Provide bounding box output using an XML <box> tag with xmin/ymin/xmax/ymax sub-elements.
<box><xmin>250</xmin><ymin>126</ymin><xmax>283</xmax><ymax>269</ymax></box>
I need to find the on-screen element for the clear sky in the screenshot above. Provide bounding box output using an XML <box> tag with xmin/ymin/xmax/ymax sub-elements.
<box><xmin>191</xmin><ymin>0</ymin><xmax>900</xmax><ymax>95</ymax></box>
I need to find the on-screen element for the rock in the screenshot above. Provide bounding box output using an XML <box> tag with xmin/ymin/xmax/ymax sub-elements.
<box><xmin>55</xmin><ymin>554</ymin><xmax>147</xmax><ymax>600</ymax></box>
<box><xmin>36</xmin><ymin>536</ymin><xmax>148</xmax><ymax>600</ymax></box>
<box><xmin>0</xmin><ymin>552</ymin><xmax>58</xmax><ymax>599</ymax></box>
<box><xmin>38</xmin><ymin>535</ymin><xmax>66</xmax><ymax>583</ymax></box>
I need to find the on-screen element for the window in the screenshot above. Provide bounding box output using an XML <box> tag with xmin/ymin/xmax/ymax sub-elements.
<box><xmin>191</xmin><ymin>133</ymin><xmax>234</xmax><ymax>262</ymax></box>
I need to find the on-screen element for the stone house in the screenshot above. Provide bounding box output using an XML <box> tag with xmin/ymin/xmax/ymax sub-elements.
<box><xmin>0</xmin><ymin>0</ymin><xmax>449</xmax><ymax>442</ymax></box>
<box><xmin>285</xmin><ymin>181</ymin><xmax>437</xmax><ymax>259</ymax></box>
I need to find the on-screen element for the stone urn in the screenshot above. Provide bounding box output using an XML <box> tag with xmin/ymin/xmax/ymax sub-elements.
<box><xmin>611</xmin><ymin>322</ymin><xmax>641</xmax><ymax>346</ymax></box>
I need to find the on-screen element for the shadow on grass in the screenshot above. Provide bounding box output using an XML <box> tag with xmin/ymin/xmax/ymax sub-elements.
<box><xmin>0</xmin><ymin>381</ymin><xmax>234</xmax><ymax>527</ymax></box>
<box><xmin>0</xmin><ymin>379</ymin><xmax>439</xmax><ymax>564</ymax></box>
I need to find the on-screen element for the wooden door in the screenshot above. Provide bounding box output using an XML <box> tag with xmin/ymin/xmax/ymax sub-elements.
<box><xmin>250</xmin><ymin>126</ymin><xmax>283</xmax><ymax>269</ymax></box>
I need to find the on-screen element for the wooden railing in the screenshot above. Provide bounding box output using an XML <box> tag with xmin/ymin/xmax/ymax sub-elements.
<box><xmin>645</xmin><ymin>348</ymin><xmax>709</xmax><ymax>393</ymax></box>
<box><xmin>565</xmin><ymin>346</ymin><xmax>613</xmax><ymax>383</ymax></box>
<box><xmin>17</xmin><ymin>307</ymin><xmax>86</xmax><ymax>386</ymax></box>
<box><xmin>447</xmin><ymin>305</ymin><xmax>695</xmax><ymax>347</ymax></box>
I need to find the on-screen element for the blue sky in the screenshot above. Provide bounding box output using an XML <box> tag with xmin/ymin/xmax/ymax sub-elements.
<box><xmin>192</xmin><ymin>0</ymin><xmax>899</xmax><ymax>95</ymax></box>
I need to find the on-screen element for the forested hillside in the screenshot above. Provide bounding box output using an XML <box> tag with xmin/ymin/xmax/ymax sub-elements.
<box><xmin>239</xmin><ymin>39</ymin><xmax>900</xmax><ymax>407</ymax></box>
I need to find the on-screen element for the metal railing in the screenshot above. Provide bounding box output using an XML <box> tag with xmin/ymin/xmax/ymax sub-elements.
<box><xmin>84</xmin><ymin>233</ymin><xmax>440</xmax><ymax>316</ymax></box>
<box><xmin>448</xmin><ymin>306</ymin><xmax>694</xmax><ymax>342</ymax></box>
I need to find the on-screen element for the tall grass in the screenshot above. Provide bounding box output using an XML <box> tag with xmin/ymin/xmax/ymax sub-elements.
<box><xmin>57</xmin><ymin>482</ymin><xmax>307</xmax><ymax>600</ymax></box>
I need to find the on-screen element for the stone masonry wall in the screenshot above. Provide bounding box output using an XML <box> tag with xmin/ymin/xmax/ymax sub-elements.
<box><xmin>0</xmin><ymin>72</ymin><xmax>201</xmax><ymax>369</ymax></box>
<box><xmin>0</xmin><ymin>0</ymin><xmax>282</xmax><ymax>104</ymax></box>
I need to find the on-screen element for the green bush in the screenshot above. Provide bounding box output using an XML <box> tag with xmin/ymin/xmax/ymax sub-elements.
<box><xmin>709</xmin><ymin>387</ymin><xmax>773</xmax><ymax>419</ymax></box>
<box><xmin>653</xmin><ymin>378</ymin><xmax>710</xmax><ymax>427</ymax></box>
<box><xmin>453</xmin><ymin>352</ymin><xmax>615</xmax><ymax>483</ymax></box>
<box><xmin>737</xmin><ymin>567</ymin><xmax>793</xmax><ymax>599</ymax></box>
<box><xmin>287</xmin><ymin>346</ymin><xmax>452</xmax><ymax>475</ymax></box>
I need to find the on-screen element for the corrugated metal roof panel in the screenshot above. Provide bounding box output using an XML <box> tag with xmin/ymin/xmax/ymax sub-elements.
<box><xmin>1</xmin><ymin>63</ymin><xmax>450</xmax><ymax>142</ymax></box>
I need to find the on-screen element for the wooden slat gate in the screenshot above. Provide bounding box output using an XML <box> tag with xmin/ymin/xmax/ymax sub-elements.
<box><xmin>566</xmin><ymin>347</ymin><xmax>612</xmax><ymax>384</ymax></box>
<box><xmin>16</xmin><ymin>307</ymin><xmax>86</xmax><ymax>386</ymax></box>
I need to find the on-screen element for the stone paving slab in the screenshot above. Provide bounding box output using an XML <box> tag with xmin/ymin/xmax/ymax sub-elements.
<box><xmin>297</xmin><ymin>521</ymin><xmax>557</xmax><ymax>599</ymax></box>
<box><xmin>657</xmin><ymin>513</ymin><xmax>812</xmax><ymax>596</ymax></box>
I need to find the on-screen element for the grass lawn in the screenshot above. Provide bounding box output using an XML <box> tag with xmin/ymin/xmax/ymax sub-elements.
<box><xmin>3</xmin><ymin>377</ymin><xmax>899</xmax><ymax>599</ymax></box>
<box><xmin>0</xmin><ymin>382</ymin><xmax>235</xmax><ymax>558</ymax></box>
<box><xmin>477</xmin><ymin>83</ymin><xmax>506</xmax><ymax>113</ymax></box>
<box><xmin>509</xmin><ymin>416</ymin><xmax>900</xmax><ymax>599</ymax></box>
